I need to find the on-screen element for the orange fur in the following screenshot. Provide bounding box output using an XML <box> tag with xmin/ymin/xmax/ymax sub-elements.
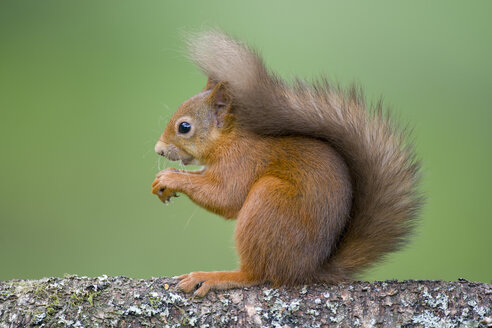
<box><xmin>152</xmin><ymin>31</ymin><xmax>423</xmax><ymax>296</ymax></box>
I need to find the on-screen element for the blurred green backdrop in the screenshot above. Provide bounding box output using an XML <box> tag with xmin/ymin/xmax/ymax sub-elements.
<box><xmin>1</xmin><ymin>1</ymin><xmax>491</xmax><ymax>283</ymax></box>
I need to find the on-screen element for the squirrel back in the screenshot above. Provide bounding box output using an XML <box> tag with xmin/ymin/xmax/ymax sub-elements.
<box><xmin>187</xmin><ymin>31</ymin><xmax>424</xmax><ymax>281</ymax></box>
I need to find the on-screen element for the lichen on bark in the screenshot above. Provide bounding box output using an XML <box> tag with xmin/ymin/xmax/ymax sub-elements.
<box><xmin>0</xmin><ymin>276</ymin><xmax>491</xmax><ymax>327</ymax></box>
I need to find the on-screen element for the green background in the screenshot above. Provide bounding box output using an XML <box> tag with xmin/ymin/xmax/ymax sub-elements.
<box><xmin>1</xmin><ymin>1</ymin><xmax>490</xmax><ymax>283</ymax></box>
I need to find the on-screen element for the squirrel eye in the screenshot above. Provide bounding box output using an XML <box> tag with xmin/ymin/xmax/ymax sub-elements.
<box><xmin>178</xmin><ymin>121</ymin><xmax>192</xmax><ymax>134</ymax></box>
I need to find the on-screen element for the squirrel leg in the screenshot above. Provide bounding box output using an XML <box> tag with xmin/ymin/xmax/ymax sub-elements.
<box><xmin>235</xmin><ymin>176</ymin><xmax>330</xmax><ymax>286</ymax></box>
<box><xmin>176</xmin><ymin>271</ymin><xmax>259</xmax><ymax>297</ymax></box>
<box><xmin>152</xmin><ymin>168</ymin><xmax>245</xmax><ymax>218</ymax></box>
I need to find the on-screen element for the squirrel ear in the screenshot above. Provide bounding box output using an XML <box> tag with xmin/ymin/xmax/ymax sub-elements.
<box><xmin>206</xmin><ymin>81</ymin><xmax>232</xmax><ymax>128</ymax></box>
<box><xmin>203</xmin><ymin>77</ymin><xmax>218</xmax><ymax>91</ymax></box>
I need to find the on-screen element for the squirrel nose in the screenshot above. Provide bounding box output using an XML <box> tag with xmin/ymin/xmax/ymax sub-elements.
<box><xmin>155</xmin><ymin>140</ymin><xmax>168</xmax><ymax>157</ymax></box>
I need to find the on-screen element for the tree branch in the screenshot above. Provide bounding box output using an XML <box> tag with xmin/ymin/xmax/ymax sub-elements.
<box><xmin>0</xmin><ymin>276</ymin><xmax>491</xmax><ymax>327</ymax></box>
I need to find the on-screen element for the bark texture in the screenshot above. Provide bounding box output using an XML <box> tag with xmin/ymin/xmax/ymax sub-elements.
<box><xmin>0</xmin><ymin>276</ymin><xmax>491</xmax><ymax>327</ymax></box>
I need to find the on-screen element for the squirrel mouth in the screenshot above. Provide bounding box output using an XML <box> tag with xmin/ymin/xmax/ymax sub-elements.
<box><xmin>171</xmin><ymin>152</ymin><xmax>196</xmax><ymax>166</ymax></box>
<box><xmin>155</xmin><ymin>141</ymin><xmax>197</xmax><ymax>165</ymax></box>
<box><xmin>180</xmin><ymin>157</ymin><xmax>202</xmax><ymax>166</ymax></box>
<box><xmin>156</xmin><ymin>149</ymin><xmax>197</xmax><ymax>166</ymax></box>
<box><xmin>162</xmin><ymin>152</ymin><xmax>199</xmax><ymax>166</ymax></box>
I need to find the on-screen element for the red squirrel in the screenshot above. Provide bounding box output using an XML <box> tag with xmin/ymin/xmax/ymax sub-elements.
<box><xmin>151</xmin><ymin>31</ymin><xmax>423</xmax><ymax>297</ymax></box>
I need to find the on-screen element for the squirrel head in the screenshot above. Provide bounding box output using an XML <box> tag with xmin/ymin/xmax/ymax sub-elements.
<box><xmin>155</xmin><ymin>79</ymin><xmax>233</xmax><ymax>165</ymax></box>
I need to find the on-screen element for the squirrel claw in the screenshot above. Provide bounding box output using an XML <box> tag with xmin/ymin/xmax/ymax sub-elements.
<box><xmin>158</xmin><ymin>190</ymin><xmax>178</xmax><ymax>204</ymax></box>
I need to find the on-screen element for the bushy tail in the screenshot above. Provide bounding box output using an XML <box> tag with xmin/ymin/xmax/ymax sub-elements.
<box><xmin>188</xmin><ymin>31</ymin><xmax>424</xmax><ymax>280</ymax></box>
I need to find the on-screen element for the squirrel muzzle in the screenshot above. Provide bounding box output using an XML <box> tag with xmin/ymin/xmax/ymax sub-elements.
<box><xmin>154</xmin><ymin>140</ymin><xmax>196</xmax><ymax>165</ymax></box>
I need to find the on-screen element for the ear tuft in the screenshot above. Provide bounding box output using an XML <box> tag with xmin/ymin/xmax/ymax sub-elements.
<box><xmin>206</xmin><ymin>81</ymin><xmax>232</xmax><ymax>128</ymax></box>
<box><xmin>203</xmin><ymin>77</ymin><xmax>218</xmax><ymax>91</ymax></box>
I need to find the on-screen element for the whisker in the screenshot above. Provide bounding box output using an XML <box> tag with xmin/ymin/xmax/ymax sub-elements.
<box><xmin>183</xmin><ymin>207</ymin><xmax>198</xmax><ymax>231</ymax></box>
<box><xmin>179</xmin><ymin>162</ymin><xmax>194</xmax><ymax>187</ymax></box>
<box><xmin>142</xmin><ymin>147</ymin><xmax>154</xmax><ymax>159</ymax></box>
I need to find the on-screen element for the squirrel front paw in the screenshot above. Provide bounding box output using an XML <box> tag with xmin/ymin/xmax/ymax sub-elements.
<box><xmin>152</xmin><ymin>169</ymin><xmax>180</xmax><ymax>203</ymax></box>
